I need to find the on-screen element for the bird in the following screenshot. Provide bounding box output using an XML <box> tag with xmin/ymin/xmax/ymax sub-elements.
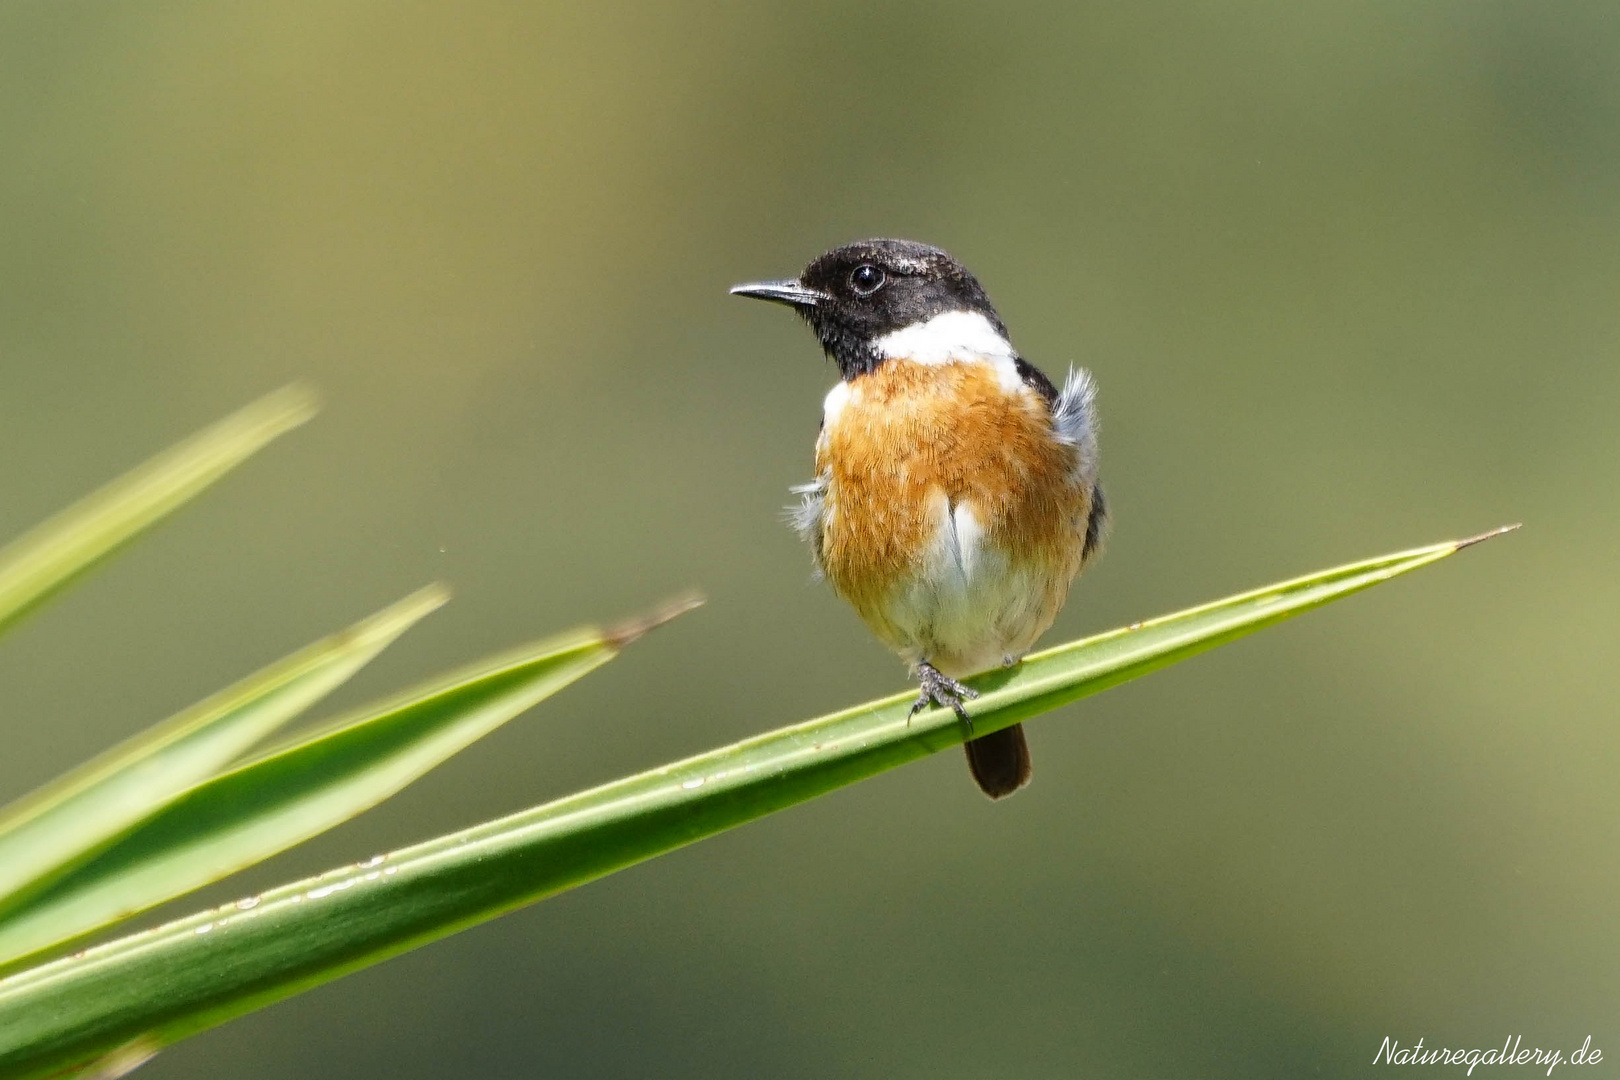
<box><xmin>732</xmin><ymin>239</ymin><xmax>1108</xmax><ymax>799</ymax></box>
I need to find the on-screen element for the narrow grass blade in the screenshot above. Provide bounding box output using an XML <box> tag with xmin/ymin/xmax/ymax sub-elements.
<box><xmin>0</xmin><ymin>596</ymin><xmax>699</xmax><ymax>974</ymax></box>
<box><xmin>0</xmin><ymin>588</ymin><xmax>447</xmax><ymax>922</ymax></box>
<box><xmin>0</xmin><ymin>386</ymin><xmax>317</xmax><ymax>639</ymax></box>
<box><xmin>0</xmin><ymin>532</ymin><xmax>1512</xmax><ymax>1079</ymax></box>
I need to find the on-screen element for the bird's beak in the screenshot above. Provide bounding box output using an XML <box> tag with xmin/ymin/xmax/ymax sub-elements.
<box><xmin>729</xmin><ymin>279</ymin><xmax>827</xmax><ymax>309</ymax></box>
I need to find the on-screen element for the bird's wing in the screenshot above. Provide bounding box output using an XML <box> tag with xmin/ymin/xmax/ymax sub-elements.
<box><xmin>1029</xmin><ymin>362</ymin><xmax>1109</xmax><ymax>564</ymax></box>
<box><xmin>1013</xmin><ymin>356</ymin><xmax>1060</xmax><ymax>405</ymax></box>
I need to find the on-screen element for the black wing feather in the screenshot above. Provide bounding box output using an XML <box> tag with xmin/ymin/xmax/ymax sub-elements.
<box><xmin>1013</xmin><ymin>355</ymin><xmax>1059</xmax><ymax>405</ymax></box>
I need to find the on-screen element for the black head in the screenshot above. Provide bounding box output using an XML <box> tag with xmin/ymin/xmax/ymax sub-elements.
<box><xmin>731</xmin><ymin>239</ymin><xmax>1006</xmax><ymax>379</ymax></box>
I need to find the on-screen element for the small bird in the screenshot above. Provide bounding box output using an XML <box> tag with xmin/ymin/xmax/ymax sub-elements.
<box><xmin>732</xmin><ymin>239</ymin><xmax>1107</xmax><ymax>799</ymax></box>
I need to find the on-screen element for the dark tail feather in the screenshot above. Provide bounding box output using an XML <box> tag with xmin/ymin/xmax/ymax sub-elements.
<box><xmin>964</xmin><ymin>723</ymin><xmax>1032</xmax><ymax>799</ymax></box>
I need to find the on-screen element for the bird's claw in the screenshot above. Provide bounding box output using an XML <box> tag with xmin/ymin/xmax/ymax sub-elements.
<box><xmin>908</xmin><ymin>661</ymin><xmax>979</xmax><ymax>735</ymax></box>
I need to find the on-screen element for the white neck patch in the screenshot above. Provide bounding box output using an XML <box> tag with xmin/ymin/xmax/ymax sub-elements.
<box><xmin>872</xmin><ymin>310</ymin><xmax>1015</xmax><ymax>367</ymax></box>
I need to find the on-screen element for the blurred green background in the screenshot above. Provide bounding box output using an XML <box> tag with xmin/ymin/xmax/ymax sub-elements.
<box><xmin>2</xmin><ymin>1</ymin><xmax>1616</xmax><ymax>1077</ymax></box>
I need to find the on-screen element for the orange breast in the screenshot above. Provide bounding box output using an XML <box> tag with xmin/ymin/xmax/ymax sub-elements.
<box><xmin>814</xmin><ymin>357</ymin><xmax>1089</xmax><ymax>632</ymax></box>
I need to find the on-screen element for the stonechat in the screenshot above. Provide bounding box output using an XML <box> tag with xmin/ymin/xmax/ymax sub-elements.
<box><xmin>733</xmin><ymin>239</ymin><xmax>1107</xmax><ymax>798</ymax></box>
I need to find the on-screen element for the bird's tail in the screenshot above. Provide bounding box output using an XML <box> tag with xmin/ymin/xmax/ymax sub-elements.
<box><xmin>964</xmin><ymin>723</ymin><xmax>1032</xmax><ymax>799</ymax></box>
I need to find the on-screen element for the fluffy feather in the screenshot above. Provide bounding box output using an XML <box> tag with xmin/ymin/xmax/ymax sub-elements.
<box><xmin>1052</xmin><ymin>367</ymin><xmax>1101</xmax><ymax>489</ymax></box>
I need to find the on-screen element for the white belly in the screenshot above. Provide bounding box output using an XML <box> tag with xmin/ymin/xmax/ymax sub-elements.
<box><xmin>876</xmin><ymin>495</ymin><xmax>1065</xmax><ymax>677</ymax></box>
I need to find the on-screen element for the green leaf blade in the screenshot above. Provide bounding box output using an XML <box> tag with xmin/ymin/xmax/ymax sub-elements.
<box><xmin>0</xmin><ymin>386</ymin><xmax>317</xmax><ymax>639</ymax></box>
<box><xmin>0</xmin><ymin>587</ymin><xmax>447</xmax><ymax>927</ymax></box>
<box><xmin>0</xmin><ymin>607</ymin><xmax>652</xmax><ymax>973</ymax></box>
<box><xmin>0</xmin><ymin>535</ymin><xmax>1510</xmax><ymax>1080</ymax></box>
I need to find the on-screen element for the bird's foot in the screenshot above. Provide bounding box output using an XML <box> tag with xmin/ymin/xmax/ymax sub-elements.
<box><xmin>908</xmin><ymin>661</ymin><xmax>979</xmax><ymax>735</ymax></box>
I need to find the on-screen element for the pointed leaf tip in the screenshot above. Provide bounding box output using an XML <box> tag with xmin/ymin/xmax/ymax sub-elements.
<box><xmin>251</xmin><ymin>383</ymin><xmax>321</xmax><ymax>428</ymax></box>
<box><xmin>0</xmin><ymin>384</ymin><xmax>323</xmax><ymax>640</ymax></box>
<box><xmin>394</xmin><ymin>583</ymin><xmax>453</xmax><ymax>620</ymax></box>
<box><xmin>1454</xmin><ymin>523</ymin><xmax>1522</xmax><ymax>551</ymax></box>
<box><xmin>605</xmin><ymin>592</ymin><xmax>705</xmax><ymax>648</ymax></box>
<box><xmin>323</xmin><ymin>584</ymin><xmax>449</xmax><ymax>658</ymax></box>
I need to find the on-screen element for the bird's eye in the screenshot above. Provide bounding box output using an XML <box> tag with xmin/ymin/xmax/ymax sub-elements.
<box><xmin>849</xmin><ymin>264</ymin><xmax>886</xmax><ymax>296</ymax></box>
